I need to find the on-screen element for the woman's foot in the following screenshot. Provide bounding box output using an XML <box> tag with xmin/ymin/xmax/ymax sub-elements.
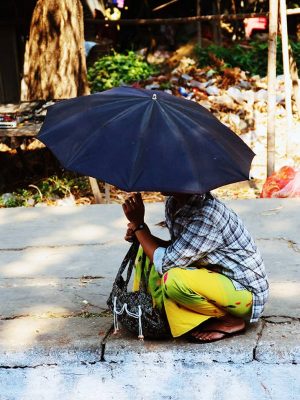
<box><xmin>190</xmin><ymin>314</ymin><xmax>246</xmax><ymax>342</ymax></box>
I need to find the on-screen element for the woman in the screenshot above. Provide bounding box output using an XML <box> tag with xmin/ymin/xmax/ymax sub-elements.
<box><xmin>122</xmin><ymin>192</ymin><xmax>269</xmax><ymax>342</ymax></box>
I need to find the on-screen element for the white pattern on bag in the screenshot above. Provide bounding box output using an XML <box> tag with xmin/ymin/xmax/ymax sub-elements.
<box><xmin>113</xmin><ymin>296</ymin><xmax>144</xmax><ymax>340</ymax></box>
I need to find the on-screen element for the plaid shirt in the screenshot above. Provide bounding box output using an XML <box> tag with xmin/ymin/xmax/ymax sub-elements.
<box><xmin>155</xmin><ymin>194</ymin><xmax>269</xmax><ymax>322</ymax></box>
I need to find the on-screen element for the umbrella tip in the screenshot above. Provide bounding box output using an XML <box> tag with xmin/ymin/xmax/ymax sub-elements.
<box><xmin>152</xmin><ymin>93</ymin><xmax>157</xmax><ymax>100</ymax></box>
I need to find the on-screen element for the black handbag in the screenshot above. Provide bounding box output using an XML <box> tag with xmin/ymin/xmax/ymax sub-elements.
<box><xmin>107</xmin><ymin>241</ymin><xmax>171</xmax><ymax>340</ymax></box>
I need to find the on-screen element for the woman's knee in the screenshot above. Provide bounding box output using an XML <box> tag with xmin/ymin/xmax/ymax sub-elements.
<box><xmin>162</xmin><ymin>268</ymin><xmax>183</xmax><ymax>299</ymax></box>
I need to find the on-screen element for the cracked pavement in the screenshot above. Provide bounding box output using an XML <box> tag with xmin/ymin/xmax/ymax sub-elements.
<box><xmin>0</xmin><ymin>200</ymin><xmax>299</xmax><ymax>399</ymax></box>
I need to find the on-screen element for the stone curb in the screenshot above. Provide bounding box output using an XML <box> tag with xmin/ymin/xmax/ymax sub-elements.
<box><xmin>0</xmin><ymin>315</ymin><xmax>299</xmax><ymax>368</ymax></box>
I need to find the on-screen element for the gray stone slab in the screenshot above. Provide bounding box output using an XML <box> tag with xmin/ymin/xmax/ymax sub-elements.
<box><xmin>258</xmin><ymin>239</ymin><xmax>300</xmax><ymax>318</ymax></box>
<box><xmin>0</xmin><ymin>204</ymin><xmax>124</xmax><ymax>249</ymax></box>
<box><xmin>1</xmin><ymin>200</ymin><xmax>299</xmax><ymax>250</ymax></box>
<box><xmin>0</xmin><ymin>362</ymin><xmax>299</xmax><ymax>400</ymax></box>
<box><xmin>0</xmin><ymin>242</ymin><xmax>129</xmax><ymax>278</ymax></box>
<box><xmin>0</xmin><ymin>199</ymin><xmax>299</xmax><ymax>382</ymax></box>
<box><xmin>0</xmin><ymin>204</ymin><xmax>166</xmax><ymax>249</ymax></box>
<box><xmin>257</xmin><ymin>239</ymin><xmax>300</xmax><ymax>281</ymax></box>
<box><xmin>0</xmin><ymin>201</ymin><xmax>299</xmax><ymax>329</ymax></box>
<box><xmin>0</xmin><ymin>277</ymin><xmax>112</xmax><ymax>319</ymax></box>
<box><xmin>0</xmin><ymin>316</ymin><xmax>112</xmax><ymax>367</ymax></box>
<box><xmin>255</xmin><ymin>321</ymin><xmax>300</xmax><ymax>364</ymax></box>
<box><xmin>1</xmin><ymin>237</ymin><xmax>298</xmax><ymax>281</ymax></box>
<box><xmin>226</xmin><ymin>199</ymin><xmax>300</xmax><ymax>244</ymax></box>
<box><xmin>104</xmin><ymin>322</ymin><xmax>262</xmax><ymax>364</ymax></box>
<box><xmin>263</xmin><ymin>282</ymin><xmax>300</xmax><ymax>318</ymax></box>
<box><xmin>1</xmin><ymin>242</ymin><xmax>298</xmax><ymax>320</ymax></box>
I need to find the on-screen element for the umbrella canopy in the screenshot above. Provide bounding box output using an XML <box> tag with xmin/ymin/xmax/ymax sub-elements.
<box><xmin>38</xmin><ymin>86</ymin><xmax>255</xmax><ymax>194</ymax></box>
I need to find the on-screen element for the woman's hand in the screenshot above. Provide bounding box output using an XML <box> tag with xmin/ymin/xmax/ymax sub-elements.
<box><xmin>122</xmin><ymin>196</ymin><xmax>161</xmax><ymax>262</ymax></box>
<box><xmin>124</xmin><ymin>224</ymin><xmax>135</xmax><ymax>242</ymax></box>
<box><xmin>122</xmin><ymin>193</ymin><xmax>145</xmax><ymax>228</ymax></box>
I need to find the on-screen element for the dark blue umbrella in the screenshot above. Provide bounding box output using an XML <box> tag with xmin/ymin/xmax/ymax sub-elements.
<box><xmin>37</xmin><ymin>86</ymin><xmax>255</xmax><ymax>194</ymax></box>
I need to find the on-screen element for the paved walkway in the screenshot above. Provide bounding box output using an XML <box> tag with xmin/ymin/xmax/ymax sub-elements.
<box><xmin>0</xmin><ymin>199</ymin><xmax>299</xmax><ymax>399</ymax></box>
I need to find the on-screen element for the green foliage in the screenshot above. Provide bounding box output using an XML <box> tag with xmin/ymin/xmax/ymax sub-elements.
<box><xmin>195</xmin><ymin>40</ymin><xmax>300</xmax><ymax>77</ymax></box>
<box><xmin>37</xmin><ymin>176</ymin><xmax>72</xmax><ymax>199</ymax></box>
<box><xmin>0</xmin><ymin>195</ymin><xmax>24</xmax><ymax>208</ymax></box>
<box><xmin>87</xmin><ymin>51</ymin><xmax>157</xmax><ymax>92</ymax></box>
<box><xmin>159</xmin><ymin>81</ymin><xmax>172</xmax><ymax>90</ymax></box>
<box><xmin>0</xmin><ymin>175</ymin><xmax>90</xmax><ymax>208</ymax></box>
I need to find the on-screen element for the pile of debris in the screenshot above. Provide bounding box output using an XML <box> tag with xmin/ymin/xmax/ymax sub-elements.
<box><xmin>139</xmin><ymin>55</ymin><xmax>291</xmax><ymax>135</ymax></box>
<box><xmin>137</xmin><ymin>54</ymin><xmax>300</xmax><ymax>185</ymax></box>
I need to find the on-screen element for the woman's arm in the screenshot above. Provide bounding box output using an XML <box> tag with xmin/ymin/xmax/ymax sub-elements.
<box><xmin>125</xmin><ymin>225</ymin><xmax>170</xmax><ymax>247</ymax></box>
<box><xmin>122</xmin><ymin>193</ymin><xmax>168</xmax><ymax>262</ymax></box>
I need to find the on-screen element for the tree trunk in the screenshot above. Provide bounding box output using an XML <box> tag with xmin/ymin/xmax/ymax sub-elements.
<box><xmin>21</xmin><ymin>0</ymin><xmax>89</xmax><ymax>101</ymax></box>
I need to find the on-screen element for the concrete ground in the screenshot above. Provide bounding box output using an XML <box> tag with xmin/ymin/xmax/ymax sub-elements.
<box><xmin>0</xmin><ymin>199</ymin><xmax>299</xmax><ymax>400</ymax></box>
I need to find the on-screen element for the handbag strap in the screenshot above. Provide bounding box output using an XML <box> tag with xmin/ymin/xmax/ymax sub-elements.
<box><xmin>114</xmin><ymin>241</ymin><xmax>154</xmax><ymax>292</ymax></box>
<box><xmin>139</xmin><ymin>251</ymin><xmax>153</xmax><ymax>292</ymax></box>
<box><xmin>114</xmin><ymin>240</ymin><xmax>139</xmax><ymax>287</ymax></box>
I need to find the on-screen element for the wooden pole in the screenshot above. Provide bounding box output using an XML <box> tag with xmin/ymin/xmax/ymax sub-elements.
<box><xmin>89</xmin><ymin>177</ymin><xmax>103</xmax><ymax>203</ymax></box>
<box><xmin>212</xmin><ymin>0</ymin><xmax>222</xmax><ymax>45</ymax></box>
<box><xmin>286</xmin><ymin>7</ymin><xmax>300</xmax><ymax>15</ymax></box>
<box><xmin>85</xmin><ymin>13</ymin><xmax>264</xmax><ymax>26</ymax></box>
<box><xmin>216</xmin><ymin>0</ymin><xmax>222</xmax><ymax>45</ymax></box>
<box><xmin>152</xmin><ymin>0</ymin><xmax>179</xmax><ymax>12</ymax></box>
<box><xmin>267</xmin><ymin>0</ymin><xmax>279</xmax><ymax>177</ymax></box>
<box><xmin>196</xmin><ymin>0</ymin><xmax>202</xmax><ymax>46</ymax></box>
<box><xmin>104</xmin><ymin>183</ymin><xmax>111</xmax><ymax>203</ymax></box>
<box><xmin>231</xmin><ymin>0</ymin><xmax>238</xmax><ymax>41</ymax></box>
<box><xmin>85</xmin><ymin>9</ymin><xmax>300</xmax><ymax>26</ymax></box>
<box><xmin>289</xmin><ymin>43</ymin><xmax>300</xmax><ymax>117</ymax></box>
<box><xmin>279</xmin><ymin>0</ymin><xmax>293</xmax><ymax>156</ymax></box>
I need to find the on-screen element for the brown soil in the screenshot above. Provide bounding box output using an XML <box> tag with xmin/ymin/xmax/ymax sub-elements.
<box><xmin>0</xmin><ymin>144</ymin><xmax>60</xmax><ymax>193</ymax></box>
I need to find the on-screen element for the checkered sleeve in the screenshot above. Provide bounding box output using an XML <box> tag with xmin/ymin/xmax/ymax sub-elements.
<box><xmin>161</xmin><ymin>217</ymin><xmax>224</xmax><ymax>272</ymax></box>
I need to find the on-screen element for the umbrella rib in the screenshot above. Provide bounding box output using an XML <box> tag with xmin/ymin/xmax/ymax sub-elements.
<box><xmin>39</xmin><ymin>97</ymin><xmax>142</xmax><ymax>138</ymax></box>
<box><xmin>158</xmin><ymin>102</ymin><xmax>205</xmax><ymax>190</ymax></box>
<box><xmin>127</xmin><ymin>101</ymin><xmax>155</xmax><ymax>188</ymax></box>
<box><xmin>162</xmin><ymin>100</ymin><xmax>255</xmax><ymax>180</ymax></box>
<box><xmin>63</xmin><ymin>100</ymin><xmax>149</xmax><ymax>168</ymax></box>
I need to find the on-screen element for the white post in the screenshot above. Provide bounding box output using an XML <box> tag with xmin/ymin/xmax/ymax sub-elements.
<box><xmin>279</xmin><ymin>0</ymin><xmax>293</xmax><ymax>156</ymax></box>
<box><xmin>89</xmin><ymin>177</ymin><xmax>103</xmax><ymax>203</ymax></box>
<box><xmin>105</xmin><ymin>183</ymin><xmax>111</xmax><ymax>203</ymax></box>
<box><xmin>267</xmin><ymin>0</ymin><xmax>279</xmax><ymax>176</ymax></box>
